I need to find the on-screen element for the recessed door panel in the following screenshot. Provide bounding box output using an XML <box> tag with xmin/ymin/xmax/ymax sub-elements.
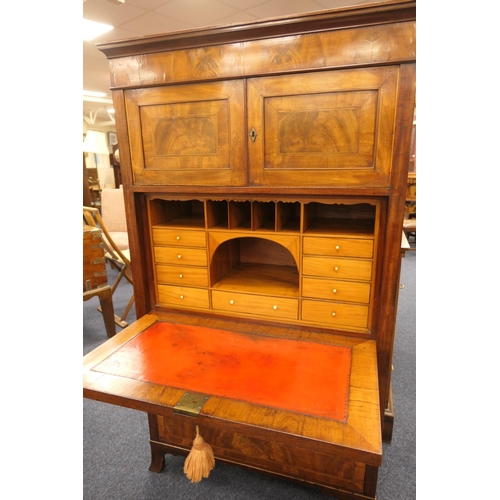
<box><xmin>125</xmin><ymin>80</ymin><xmax>246</xmax><ymax>186</ymax></box>
<box><xmin>248</xmin><ymin>66</ymin><xmax>399</xmax><ymax>187</ymax></box>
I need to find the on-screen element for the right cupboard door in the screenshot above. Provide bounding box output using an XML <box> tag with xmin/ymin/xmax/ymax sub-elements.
<box><xmin>247</xmin><ymin>66</ymin><xmax>399</xmax><ymax>188</ymax></box>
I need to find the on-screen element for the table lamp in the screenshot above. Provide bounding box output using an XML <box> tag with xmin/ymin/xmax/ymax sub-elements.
<box><xmin>83</xmin><ymin>130</ymin><xmax>109</xmax><ymax>155</ymax></box>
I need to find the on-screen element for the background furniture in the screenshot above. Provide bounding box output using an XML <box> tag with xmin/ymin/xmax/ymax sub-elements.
<box><xmin>83</xmin><ymin>204</ymin><xmax>134</xmax><ymax>328</ymax></box>
<box><xmin>404</xmin><ymin>172</ymin><xmax>417</xmax><ymax>245</ymax></box>
<box><xmin>83</xmin><ymin>224</ymin><xmax>116</xmax><ymax>338</ymax></box>
<box><xmin>83</xmin><ymin>3</ymin><xmax>416</xmax><ymax>499</ymax></box>
<box><xmin>110</xmin><ymin>144</ymin><xmax>122</xmax><ymax>188</ymax></box>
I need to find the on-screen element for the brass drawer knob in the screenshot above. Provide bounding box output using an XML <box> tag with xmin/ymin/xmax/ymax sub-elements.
<box><xmin>178</xmin><ymin>254</ymin><xmax>182</xmax><ymax>259</ymax></box>
<box><xmin>273</xmin><ymin>305</ymin><xmax>278</xmax><ymax>310</ymax></box>
<box><xmin>332</xmin><ymin>312</ymin><xmax>336</xmax><ymax>317</ymax></box>
<box><xmin>229</xmin><ymin>300</ymin><xmax>234</xmax><ymax>305</ymax></box>
<box><xmin>332</xmin><ymin>289</ymin><xmax>337</xmax><ymax>293</ymax></box>
<box><xmin>176</xmin><ymin>236</ymin><xmax>180</xmax><ymax>240</ymax></box>
<box><xmin>179</xmin><ymin>274</ymin><xmax>183</xmax><ymax>278</ymax></box>
<box><xmin>335</xmin><ymin>245</ymin><xmax>340</xmax><ymax>250</ymax></box>
<box><xmin>334</xmin><ymin>266</ymin><xmax>339</xmax><ymax>271</ymax></box>
<box><xmin>180</xmin><ymin>295</ymin><xmax>184</xmax><ymax>299</ymax></box>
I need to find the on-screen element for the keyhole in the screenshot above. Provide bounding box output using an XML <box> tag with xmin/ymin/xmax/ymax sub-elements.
<box><xmin>249</xmin><ymin>127</ymin><xmax>258</xmax><ymax>142</ymax></box>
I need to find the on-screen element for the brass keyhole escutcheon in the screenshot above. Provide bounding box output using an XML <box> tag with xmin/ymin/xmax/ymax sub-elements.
<box><xmin>249</xmin><ymin>127</ymin><xmax>258</xmax><ymax>142</ymax></box>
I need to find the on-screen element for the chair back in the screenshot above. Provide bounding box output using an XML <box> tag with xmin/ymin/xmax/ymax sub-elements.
<box><xmin>100</xmin><ymin>188</ymin><xmax>129</xmax><ymax>251</ymax></box>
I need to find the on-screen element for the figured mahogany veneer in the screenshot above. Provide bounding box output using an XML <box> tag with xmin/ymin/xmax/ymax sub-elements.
<box><xmin>85</xmin><ymin>2</ymin><xmax>416</xmax><ymax>499</ymax></box>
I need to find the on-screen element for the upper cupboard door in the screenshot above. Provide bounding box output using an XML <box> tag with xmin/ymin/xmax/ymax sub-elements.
<box><xmin>247</xmin><ymin>67</ymin><xmax>399</xmax><ymax>188</ymax></box>
<box><xmin>125</xmin><ymin>80</ymin><xmax>246</xmax><ymax>186</ymax></box>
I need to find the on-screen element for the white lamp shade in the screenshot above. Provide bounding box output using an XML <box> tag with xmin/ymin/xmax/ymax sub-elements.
<box><xmin>83</xmin><ymin>130</ymin><xmax>109</xmax><ymax>155</ymax></box>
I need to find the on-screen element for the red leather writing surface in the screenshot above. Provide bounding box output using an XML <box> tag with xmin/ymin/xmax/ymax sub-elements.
<box><xmin>94</xmin><ymin>321</ymin><xmax>352</xmax><ymax>421</ymax></box>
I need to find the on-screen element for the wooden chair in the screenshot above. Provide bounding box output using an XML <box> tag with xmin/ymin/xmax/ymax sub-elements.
<box><xmin>83</xmin><ymin>206</ymin><xmax>134</xmax><ymax>328</ymax></box>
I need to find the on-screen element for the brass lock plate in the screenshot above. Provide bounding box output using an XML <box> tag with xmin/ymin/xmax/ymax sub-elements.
<box><xmin>174</xmin><ymin>392</ymin><xmax>210</xmax><ymax>417</ymax></box>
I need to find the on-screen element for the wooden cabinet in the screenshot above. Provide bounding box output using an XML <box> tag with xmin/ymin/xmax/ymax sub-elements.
<box><xmin>84</xmin><ymin>3</ymin><xmax>416</xmax><ymax>499</ymax></box>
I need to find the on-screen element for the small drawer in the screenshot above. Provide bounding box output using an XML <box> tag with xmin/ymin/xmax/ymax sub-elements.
<box><xmin>302</xmin><ymin>256</ymin><xmax>372</xmax><ymax>281</ymax></box>
<box><xmin>156</xmin><ymin>264</ymin><xmax>208</xmax><ymax>287</ymax></box>
<box><xmin>303</xmin><ymin>236</ymin><xmax>373</xmax><ymax>258</ymax></box>
<box><xmin>301</xmin><ymin>300</ymin><xmax>369</xmax><ymax>329</ymax></box>
<box><xmin>211</xmin><ymin>290</ymin><xmax>298</xmax><ymax>320</ymax></box>
<box><xmin>302</xmin><ymin>277</ymin><xmax>371</xmax><ymax>304</ymax></box>
<box><xmin>157</xmin><ymin>284</ymin><xmax>209</xmax><ymax>309</ymax></box>
<box><xmin>152</xmin><ymin>228</ymin><xmax>206</xmax><ymax>247</ymax></box>
<box><xmin>154</xmin><ymin>246</ymin><xmax>208</xmax><ymax>266</ymax></box>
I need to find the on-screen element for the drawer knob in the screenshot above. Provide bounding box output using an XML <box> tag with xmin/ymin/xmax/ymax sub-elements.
<box><xmin>178</xmin><ymin>254</ymin><xmax>182</xmax><ymax>259</ymax></box>
<box><xmin>334</xmin><ymin>266</ymin><xmax>339</xmax><ymax>271</ymax></box>
<box><xmin>179</xmin><ymin>274</ymin><xmax>183</xmax><ymax>278</ymax></box>
<box><xmin>180</xmin><ymin>295</ymin><xmax>184</xmax><ymax>299</ymax></box>
<box><xmin>332</xmin><ymin>312</ymin><xmax>336</xmax><ymax>317</ymax></box>
<box><xmin>229</xmin><ymin>300</ymin><xmax>234</xmax><ymax>305</ymax></box>
<box><xmin>273</xmin><ymin>305</ymin><xmax>278</xmax><ymax>310</ymax></box>
<box><xmin>332</xmin><ymin>289</ymin><xmax>337</xmax><ymax>293</ymax></box>
<box><xmin>335</xmin><ymin>245</ymin><xmax>340</xmax><ymax>250</ymax></box>
<box><xmin>176</xmin><ymin>236</ymin><xmax>180</xmax><ymax>240</ymax></box>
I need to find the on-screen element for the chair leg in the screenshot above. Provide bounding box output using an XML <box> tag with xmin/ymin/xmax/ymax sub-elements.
<box><xmin>109</xmin><ymin>265</ymin><xmax>127</xmax><ymax>294</ymax></box>
<box><xmin>97</xmin><ymin>295</ymin><xmax>133</xmax><ymax>329</ymax></box>
<box><xmin>98</xmin><ymin>260</ymin><xmax>134</xmax><ymax>328</ymax></box>
<box><xmin>118</xmin><ymin>294</ymin><xmax>135</xmax><ymax>327</ymax></box>
<box><xmin>98</xmin><ymin>288</ymin><xmax>117</xmax><ymax>338</ymax></box>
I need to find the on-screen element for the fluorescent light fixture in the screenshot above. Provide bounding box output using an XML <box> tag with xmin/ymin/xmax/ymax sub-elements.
<box><xmin>83</xmin><ymin>19</ymin><xmax>114</xmax><ymax>41</ymax></box>
<box><xmin>83</xmin><ymin>90</ymin><xmax>107</xmax><ymax>98</ymax></box>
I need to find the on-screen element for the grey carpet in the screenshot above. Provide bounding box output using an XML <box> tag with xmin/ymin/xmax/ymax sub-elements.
<box><xmin>83</xmin><ymin>245</ymin><xmax>416</xmax><ymax>499</ymax></box>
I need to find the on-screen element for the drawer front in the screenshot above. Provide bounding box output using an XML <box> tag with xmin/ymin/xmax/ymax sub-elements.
<box><xmin>302</xmin><ymin>256</ymin><xmax>372</xmax><ymax>281</ymax></box>
<box><xmin>212</xmin><ymin>290</ymin><xmax>298</xmax><ymax>320</ymax></box>
<box><xmin>156</xmin><ymin>264</ymin><xmax>208</xmax><ymax>287</ymax></box>
<box><xmin>152</xmin><ymin>228</ymin><xmax>206</xmax><ymax>247</ymax></box>
<box><xmin>303</xmin><ymin>236</ymin><xmax>373</xmax><ymax>259</ymax></box>
<box><xmin>301</xmin><ymin>300</ymin><xmax>369</xmax><ymax>329</ymax></box>
<box><xmin>302</xmin><ymin>277</ymin><xmax>371</xmax><ymax>304</ymax></box>
<box><xmin>157</xmin><ymin>284</ymin><xmax>209</xmax><ymax>309</ymax></box>
<box><xmin>154</xmin><ymin>246</ymin><xmax>208</xmax><ymax>266</ymax></box>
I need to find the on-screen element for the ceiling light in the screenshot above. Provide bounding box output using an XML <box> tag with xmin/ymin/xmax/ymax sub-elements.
<box><xmin>83</xmin><ymin>90</ymin><xmax>107</xmax><ymax>98</ymax></box>
<box><xmin>83</xmin><ymin>19</ymin><xmax>114</xmax><ymax>41</ymax></box>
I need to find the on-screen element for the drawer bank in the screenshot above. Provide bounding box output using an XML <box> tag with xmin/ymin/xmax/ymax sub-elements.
<box><xmin>83</xmin><ymin>2</ymin><xmax>416</xmax><ymax>499</ymax></box>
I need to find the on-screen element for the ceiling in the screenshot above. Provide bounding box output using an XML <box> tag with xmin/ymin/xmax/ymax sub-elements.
<box><xmin>83</xmin><ymin>0</ymin><xmax>374</xmax><ymax>129</ymax></box>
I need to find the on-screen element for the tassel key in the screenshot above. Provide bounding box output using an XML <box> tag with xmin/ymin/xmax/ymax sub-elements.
<box><xmin>183</xmin><ymin>425</ymin><xmax>215</xmax><ymax>483</ymax></box>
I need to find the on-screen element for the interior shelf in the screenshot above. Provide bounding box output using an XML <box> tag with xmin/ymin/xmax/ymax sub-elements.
<box><xmin>211</xmin><ymin>263</ymin><xmax>299</xmax><ymax>297</ymax></box>
<box><xmin>149</xmin><ymin>198</ymin><xmax>374</xmax><ymax>236</ymax></box>
<box><xmin>304</xmin><ymin>218</ymin><xmax>375</xmax><ymax>237</ymax></box>
<box><xmin>303</xmin><ymin>202</ymin><xmax>376</xmax><ymax>237</ymax></box>
<box><xmin>154</xmin><ymin>216</ymin><xmax>205</xmax><ymax>228</ymax></box>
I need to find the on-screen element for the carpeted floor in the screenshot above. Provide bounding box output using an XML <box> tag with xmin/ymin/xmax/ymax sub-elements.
<box><xmin>83</xmin><ymin>245</ymin><xmax>416</xmax><ymax>499</ymax></box>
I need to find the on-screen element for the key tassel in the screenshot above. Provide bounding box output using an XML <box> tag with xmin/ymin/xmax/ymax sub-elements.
<box><xmin>183</xmin><ymin>425</ymin><xmax>215</xmax><ymax>483</ymax></box>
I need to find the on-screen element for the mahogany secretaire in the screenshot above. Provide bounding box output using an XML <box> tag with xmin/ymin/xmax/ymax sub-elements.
<box><xmin>83</xmin><ymin>2</ymin><xmax>416</xmax><ymax>498</ymax></box>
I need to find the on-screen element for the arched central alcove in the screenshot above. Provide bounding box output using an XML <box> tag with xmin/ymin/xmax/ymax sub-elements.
<box><xmin>210</xmin><ymin>236</ymin><xmax>299</xmax><ymax>297</ymax></box>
